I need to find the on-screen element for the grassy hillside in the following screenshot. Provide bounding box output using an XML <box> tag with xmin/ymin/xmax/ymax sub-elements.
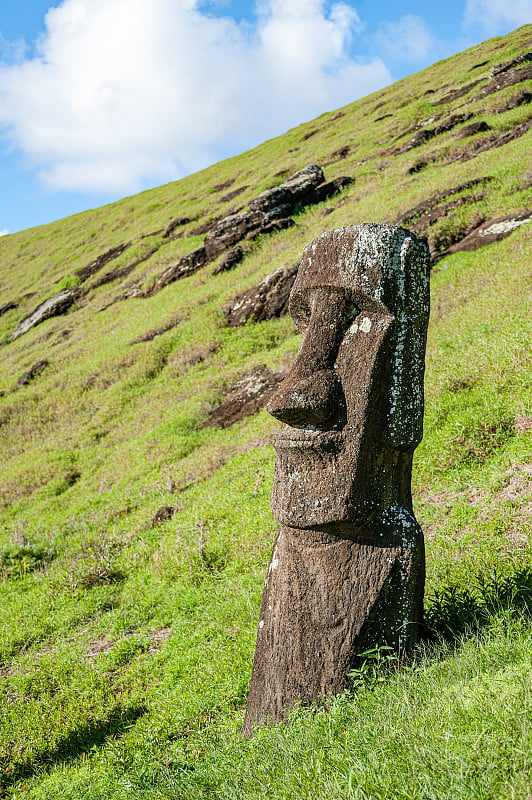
<box><xmin>0</xmin><ymin>24</ymin><xmax>531</xmax><ymax>799</ymax></box>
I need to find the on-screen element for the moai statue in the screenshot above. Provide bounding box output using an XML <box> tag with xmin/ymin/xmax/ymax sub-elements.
<box><xmin>243</xmin><ymin>224</ymin><xmax>430</xmax><ymax>737</ymax></box>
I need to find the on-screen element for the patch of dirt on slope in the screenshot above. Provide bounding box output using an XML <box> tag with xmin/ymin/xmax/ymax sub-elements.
<box><xmin>0</xmin><ymin>301</ymin><xmax>17</xmax><ymax>317</ymax></box>
<box><xmin>478</xmin><ymin>61</ymin><xmax>532</xmax><ymax>98</ymax></box>
<box><xmin>16</xmin><ymin>359</ymin><xmax>49</xmax><ymax>387</ymax></box>
<box><xmin>493</xmin><ymin>90</ymin><xmax>532</xmax><ymax>114</ymax></box>
<box><xmin>422</xmin><ymin>463</ymin><xmax>532</xmax><ymax>551</ymax></box>
<box><xmin>129</xmin><ymin>313</ymin><xmax>183</xmax><ymax>344</ymax></box>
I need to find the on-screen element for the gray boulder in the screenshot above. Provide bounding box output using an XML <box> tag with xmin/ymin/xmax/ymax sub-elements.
<box><xmin>11</xmin><ymin>289</ymin><xmax>79</xmax><ymax>340</ymax></box>
<box><xmin>278</xmin><ymin>164</ymin><xmax>324</xmax><ymax>198</ymax></box>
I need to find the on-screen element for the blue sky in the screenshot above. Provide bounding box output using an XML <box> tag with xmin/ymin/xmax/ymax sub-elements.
<box><xmin>0</xmin><ymin>0</ymin><xmax>530</xmax><ymax>235</ymax></box>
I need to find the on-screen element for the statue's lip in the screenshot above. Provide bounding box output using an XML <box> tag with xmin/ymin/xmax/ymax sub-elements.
<box><xmin>272</xmin><ymin>428</ymin><xmax>344</xmax><ymax>451</ymax></box>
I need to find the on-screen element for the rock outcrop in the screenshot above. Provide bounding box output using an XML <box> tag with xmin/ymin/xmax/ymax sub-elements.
<box><xmin>201</xmin><ymin>365</ymin><xmax>287</xmax><ymax>429</ymax></box>
<box><xmin>147</xmin><ymin>165</ymin><xmax>351</xmax><ymax>297</ymax></box>
<box><xmin>11</xmin><ymin>289</ymin><xmax>80</xmax><ymax>341</ymax></box>
<box><xmin>225</xmin><ymin>263</ymin><xmax>298</xmax><ymax>327</ymax></box>
<box><xmin>433</xmin><ymin>210</ymin><xmax>532</xmax><ymax>263</ymax></box>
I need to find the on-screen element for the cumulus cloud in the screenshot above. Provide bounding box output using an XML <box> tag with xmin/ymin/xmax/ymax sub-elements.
<box><xmin>0</xmin><ymin>0</ymin><xmax>390</xmax><ymax>194</ymax></box>
<box><xmin>374</xmin><ymin>15</ymin><xmax>435</xmax><ymax>62</ymax></box>
<box><xmin>463</xmin><ymin>0</ymin><xmax>532</xmax><ymax>33</ymax></box>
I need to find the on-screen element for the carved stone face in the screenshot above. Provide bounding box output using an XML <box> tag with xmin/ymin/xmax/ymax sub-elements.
<box><xmin>267</xmin><ymin>224</ymin><xmax>430</xmax><ymax>529</ymax></box>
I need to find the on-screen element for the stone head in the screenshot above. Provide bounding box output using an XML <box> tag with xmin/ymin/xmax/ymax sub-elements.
<box><xmin>268</xmin><ymin>223</ymin><xmax>430</xmax><ymax>529</ymax></box>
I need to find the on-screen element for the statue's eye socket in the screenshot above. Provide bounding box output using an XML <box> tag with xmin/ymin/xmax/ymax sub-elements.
<box><xmin>345</xmin><ymin>303</ymin><xmax>360</xmax><ymax>325</ymax></box>
<box><xmin>290</xmin><ymin>294</ymin><xmax>312</xmax><ymax>332</ymax></box>
<box><xmin>291</xmin><ymin>293</ymin><xmax>359</xmax><ymax>334</ymax></box>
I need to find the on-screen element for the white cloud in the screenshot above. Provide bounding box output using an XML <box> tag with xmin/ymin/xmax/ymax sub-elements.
<box><xmin>463</xmin><ymin>0</ymin><xmax>532</xmax><ymax>33</ymax></box>
<box><xmin>375</xmin><ymin>15</ymin><xmax>435</xmax><ymax>62</ymax></box>
<box><xmin>0</xmin><ymin>0</ymin><xmax>390</xmax><ymax>194</ymax></box>
<box><xmin>0</xmin><ymin>229</ymin><xmax>9</xmax><ymax>236</ymax></box>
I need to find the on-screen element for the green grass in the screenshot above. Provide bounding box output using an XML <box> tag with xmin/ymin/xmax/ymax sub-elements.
<box><xmin>0</xmin><ymin>23</ymin><xmax>531</xmax><ymax>799</ymax></box>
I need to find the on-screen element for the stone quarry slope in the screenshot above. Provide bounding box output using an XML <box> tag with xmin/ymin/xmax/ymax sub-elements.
<box><xmin>0</xmin><ymin>24</ymin><xmax>531</xmax><ymax>799</ymax></box>
<box><xmin>0</xmin><ymin>24</ymin><xmax>529</xmax><ymax>513</ymax></box>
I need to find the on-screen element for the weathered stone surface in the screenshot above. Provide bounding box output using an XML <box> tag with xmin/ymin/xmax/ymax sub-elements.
<box><xmin>145</xmin><ymin>164</ymin><xmax>349</xmax><ymax>296</ymax></box>
<box><xmin>433</xmin><ymin>113</ymin><xmax>474</xmax><ymax>136</ymax></box>
<box><xmin>480</xmin><ymin>63</ymin><xmax>532</xmax><ymax>97</ymax></box>
<box><xmin>11</xmin><ymin>289</ymin><xmax>79</xmax><ymax>340</ymax></box>
<box><xmin>396</xmin><ymin>178</ymin><xmax>492</xmax><ymax>260</ymax></box>
<box><xmin>204</xmin><ymin>210</ymin><xmax>265</xmax><ymax>259</ymax></box>
<box><xmin>491</xmin><ymin>52</ymin><xmax>532</xmax><ymax>77</ymax></box>
<box><xmin>212</xmin><ymin>246</ymin><xmax>245</xmax><ymax>275</ymax></box>
<box><xmin>200</xmin><ymin>365</ymin><xmax>287</xmax><ymax>429</ymax></box>
<box><xmin>257</xmin><ymin>214</ymin><xmax>295</xmax><ymax>238</ymax></box>
<box><xmin>393</xmin><ymin>114</ymin><xmax>474</xmax><ymax>154</ymax></box>
<box><xmin>190</xmin><ymin>217</ymin><xmax>222</xmax><ymax>236</ymax></box>
<box><xmin>396</xmin><ymin>178</ymin><xmax>492</xmax><ymax>227</ymax></box>
<box><xmin>435</xmin><ymin>79</ymin><xmax>483</xmax><ymax>105</ymax></box>
<box><xmin>496</xmin><ymin>90</ymin><xmax>532</xmax><ymax>112</ymax></box>
<box><xmin>446</xmin><ymin>118</ymin><xmax>532</xmax><ymax>164</ymax></box>
<box><xmin>249</xmin><ymin>187</ymin><xmax>293</xmax><ymax>212</ymax></box>
<box><xmin>145</xmin><ymin>247</ymin><xmax>207</xmax><ymax>296</ymax></box>
<box><xmin>225</xmin><ymin>263</ymin><xmax>298</xmax><ymax>327</ymax></box>
<box><xmin>402</xmin><ymin>199</ymin><xmax>483</xmax><ymax>249</ymax></box>
<box><xmin>244</xmin><ymin>224</ymin><xmax>430</xmax><ymax>736</ymax></box>
<box><xmin>300</xmin><ymin>176</ymin><xmax>353</xmax><ymax>206</ymax></box>
<box><xmin>278</xmin><ymin>164</ymin><xmax>324</xmax><ymax>198</ymax></box>
<box><xmin>433</xmin><ymin>210</ymin><xmax>532</xmax><ymax>263</ymax></box>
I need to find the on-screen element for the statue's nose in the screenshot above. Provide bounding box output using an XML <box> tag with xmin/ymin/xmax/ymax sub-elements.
<box><xmin>267</xmin><ymin>367</ymin><xmax>343</xmax><ymax>428</ymax></box>
<box><xmin>268</xmin><ymin>290</ymin><xmax>350</xmax><ymax>428</ymax></box>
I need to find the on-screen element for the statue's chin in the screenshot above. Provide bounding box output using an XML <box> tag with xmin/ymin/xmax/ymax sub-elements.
<box><xmin>270</xmin><ymin>436</ymin><xmax>376</xmax><ymax>529</ymax></box>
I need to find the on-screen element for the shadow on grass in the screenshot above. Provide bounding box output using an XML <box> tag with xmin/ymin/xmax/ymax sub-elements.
<box><xmin>422</xmin><ymin>563</ymin><xmax>532</xmax><ymax>643</ymax></box>
<box><xmin>1</xmin><ymin>704</ymin><xmax>146</xmax><ymax>791</ymax></box>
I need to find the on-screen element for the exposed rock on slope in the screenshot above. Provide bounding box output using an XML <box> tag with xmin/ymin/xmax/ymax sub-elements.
<box><xmin>76</xmin><ymin>244</ymin><xmax>131</xmax><ymax>281</ymax></box>
<box><xmin>143</xmin><ymin>165</ymin><xmax>350</xmax><ymax>299</ymax></box>
<box><xmin>446</xmin><ymin>119</ymin><xmax>532</xmax><ymax>163</ymax></box>
<box><xmin>11</xmin><ymin>289</ymin><xmax>79</xmax><ymax>341</ymax></box>
<box><xmin>433</xmin><ymin>211</ymin><xmax>532</xmax><ymax>262</ymax></box>
<box><xmin>225</xmin><ymin>263</ymin><xmax>299</xmax><ymax>327</ymax></box>
<box><xmin>480</xmin><ymin>62</ymin><xmax>532</xmax><ymax>97</ymax></box>
<box><xmin>201</xmin><ymin>365</ymin><xmax>287</xmax><ymax>429</ymax></box>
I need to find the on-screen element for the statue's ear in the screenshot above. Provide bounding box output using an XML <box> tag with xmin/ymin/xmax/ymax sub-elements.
<box><xmin>387</xmin><ymin>235</ymin><xmax>430</xmax><ymax>449</ymax></box>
